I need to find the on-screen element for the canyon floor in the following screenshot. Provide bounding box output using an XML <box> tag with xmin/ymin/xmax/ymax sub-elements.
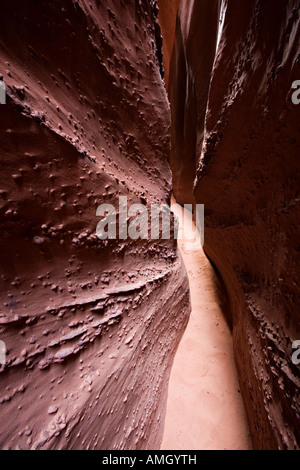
<box><xmin>161</xmin><ymin>202</ymin><xmax>252</xmax><ymax>450</ymax></box>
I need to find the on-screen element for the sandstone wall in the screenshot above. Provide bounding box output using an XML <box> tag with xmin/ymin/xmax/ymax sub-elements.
<box><xmin>0</xmin><ymin>0</ymin><xmax>190</xmax><ymax>450</ymax></box>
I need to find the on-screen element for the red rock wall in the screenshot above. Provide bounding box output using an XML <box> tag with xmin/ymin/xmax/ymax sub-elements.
<box><xmin>168</xmin><ymin>0</ymin><xmax>220</xmax><ymax>204</ymax></box>
<box><xmin>169</xmin><ymin>0</ymin><xmax>300</xmax><ymax>449</ymax></box>
<box><xmin>157</xmin><ymin>0</ymin><xmax>180</xmax><ymax>89</ymax></box>
<box><xmin>0</xmin><ymin>0</ymin><xmax>190</xmax><ymax>450</ymax></box>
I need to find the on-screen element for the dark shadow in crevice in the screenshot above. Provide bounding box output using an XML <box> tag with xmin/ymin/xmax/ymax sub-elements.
<box><xmin>204</xmin><ymin>252</ymin><xmax>234</xmax><ymax>331</ymax></box>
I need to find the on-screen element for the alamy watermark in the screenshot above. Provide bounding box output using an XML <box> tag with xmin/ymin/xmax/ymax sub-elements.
<box><xmin>0</xmin><ymin>80</ymin><xmax>6</xmax><ymax>104</ymax></box>
<box><xmin>292</xmin><ymin>340</ymin><xmax>300</xmax><ymax>365</ymax></box>
<box><xmin>291</xmin><ymin>80</ymin><xmax>300</xmax><ymax>105</ymax></box>
<box><xmin>0</xmin><ymin>340</ymin><xmax>6</xmax><ymax>370</ymax></box>
<box><xmin>96</xmin><ymin>197</ymin><xmax>204</xmax><ymax>251</ymax></box>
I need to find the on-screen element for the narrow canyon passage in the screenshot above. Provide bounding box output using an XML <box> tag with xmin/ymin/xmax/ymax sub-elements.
<box><xmin>161</xmin><ymin>202</ymin><xmax>252</xmax><ymax>450</ymax></box>
<box><xmin>0</xmin><ymin>0</ymin><xmax>298</xmax><ymax>451</ymax></box>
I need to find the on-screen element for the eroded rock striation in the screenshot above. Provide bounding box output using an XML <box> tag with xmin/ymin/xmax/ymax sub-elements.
<box><xmin>167</xmin><ymin>0</ymin><xmax>300</xmax><ymax>449</ymax></box>
<box><xmin>0</xmin><ymin>0</ymin><xmax>190</xmax><ymax>450</ymax></box>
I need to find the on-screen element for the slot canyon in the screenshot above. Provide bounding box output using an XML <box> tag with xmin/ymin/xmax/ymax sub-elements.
<box><xmin>0</xmin><ymin>0</ymin><xmax>299</xmax><ymax>451</ymax></box>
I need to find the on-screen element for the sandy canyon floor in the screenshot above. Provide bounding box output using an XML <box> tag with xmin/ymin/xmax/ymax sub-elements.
<box><xmin>161</xmin><ymin>202</ymin><xmax>252</xmax><ymax>450</ymax></box>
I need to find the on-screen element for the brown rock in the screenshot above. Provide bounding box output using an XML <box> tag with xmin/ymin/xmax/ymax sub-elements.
<box><xmin>168</xmin><ymin>0</ymin><xmax>300</xmax><ymax>450</ymax></box>
<box><xmin>0</xmin><ymin>0</ymin><xmax>190</xmax><ymax>450</ymax></box>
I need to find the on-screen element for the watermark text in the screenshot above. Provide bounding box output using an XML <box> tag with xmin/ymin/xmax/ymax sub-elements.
<box><xmin>96</xmin><ymin>197</ymin><xmax>204</xmax><ymax>251</ymax></box>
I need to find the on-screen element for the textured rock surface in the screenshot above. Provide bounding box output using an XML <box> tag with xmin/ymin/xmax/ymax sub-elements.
<box><xmin>157</xmin><ymin>0</ymin><xmax>180</xmax><ymax>89</ymax></box>
<box><xmin>167</xmin><ymin>0</ymin><xmax>220</xmax><ymax>205</ymax></box>
<box><xmin>168</xmin><ymin>0</ymin><xmax>300</xmax><ymax>450</ymax></box>
<box><xmin>0</xmin><ymin>0</ymin><xmax>190</xmax><ymax>450</ymax></box>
